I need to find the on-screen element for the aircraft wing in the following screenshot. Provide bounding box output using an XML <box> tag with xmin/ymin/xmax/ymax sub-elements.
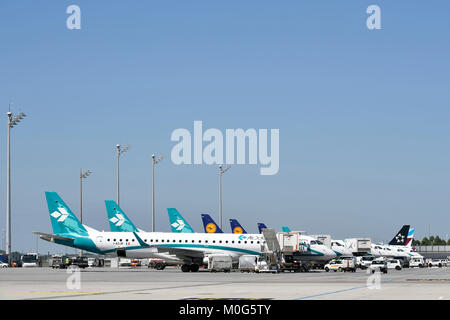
<box><xmin>152</xmin><ymin>245</ymin><xmax>207</xmax><ymax>261</ymax></box>
<box><xmin>132</xmin><ymin>232</ymin><xmax>206</xmax><ymax>262</ymax></box>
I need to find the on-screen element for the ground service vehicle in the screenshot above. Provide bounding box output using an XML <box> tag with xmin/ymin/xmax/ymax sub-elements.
<box><xmin>369</xmin><ymin>258</ymin><xmax>388</xmax><ymax>274</ymax></box>
<box><xmin>279</xmin><ymin>254</ymin><xmax>302</xmax><ymax>272</ymax></box>
<box><xmin>409</xmin><ymin>257</ymin><xmax>424</xmax><ymax>268</ymax></box>
<box><xmin>238</xmin><ymin>255</ymin><xmax>258</xmax><ymax>272</ymax></box>
<box><xmin>341</xmin><ymin>256</ymin><xmax>357</xmax><ymax>272</ymax></box>
<box><xmin>208</xmin><ymin>254</ymin><xmax>232</xmax><ymax>272</ymax></box>
<box><xmin>21</xmin><ymin>253</ymin><xmax>41</xmax><ymax>267</ymax></box>
<box><xmin>148</xmin><ymin>259</ymin><xmax>167</xmax><ymax>270</ymax></box>
<box><xmin>71</xmin><ymin>256</ymin><xmax>89</xmax><ymax>269</ymax></box>
<box><xmin>428</xmin><ymin>259</ymin><xmax>445</xmax><ymax>268</ymax></box>
<box><xmin>324</xmin><ymin>259</ymin><xmax>344</xmax><ymax>272</ymax></box>
<box><xmin>386</xmin><ymin>259</ymin><xmax>402</xmax><ymax>270</ymax></box>
<box><xmin>51</xmin><ymin>255</ymin><xmax>71</xmax><ymax>269</ymax></box>
<box><xmin>344</xmin><ymin>238</ymin><xmax>372</xmax><ymax>256</ymax></box>
<box><xmin>357</xmin><ymin>256</ymin><xmax>374</xmax><ymax>269</ymax></box>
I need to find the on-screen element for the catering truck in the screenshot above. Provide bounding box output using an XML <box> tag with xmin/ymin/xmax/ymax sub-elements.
<box><xmin>344</xmin><ymin>238</ymin><xmax>372</xmax><ymax>256</ymax></box>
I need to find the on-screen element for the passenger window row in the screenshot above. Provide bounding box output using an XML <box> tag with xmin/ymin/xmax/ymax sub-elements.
<box><xmin>105</xmin><ymin>238</ymin><xmax>264</xmax><ymax>245</ymax></box>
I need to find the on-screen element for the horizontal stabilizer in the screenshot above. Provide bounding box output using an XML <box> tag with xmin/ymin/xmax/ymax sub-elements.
<box><xmin>33</xmin><ymin>232</ymin><xmax>75</xmax><ymax>243</ymax></box>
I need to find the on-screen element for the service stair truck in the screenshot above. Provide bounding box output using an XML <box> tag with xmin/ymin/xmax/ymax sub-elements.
<box><xmin>260</xmin><ymin>229</ymin><xmax>282</xmax><ymax>273</ymax></box>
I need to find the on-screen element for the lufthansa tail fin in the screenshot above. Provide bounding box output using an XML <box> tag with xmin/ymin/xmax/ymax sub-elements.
<box><xmin>257</xmin><ymin>223</ymin><xmax>268</xmax><ymax>234</ymax></box>
<box><xmin>167</xmin><ymin>208</ymin><xmax>195</xmax><ymax>233</ymax></box>
<box><xmin>201</xmin><ymin>214</ymin><xmax>223</xmax><ymax>233</ymax></box>
<box><xmin>45</xmin><ymin>191</ymin><xmax>88</xmax><ymax>236</ymax></box>
<box><xmin>388</xmin><ymin>225</ymin><xmax>410</xmax><ymax>246</ymax></box>
<box><xmin>229</xmin><ymin>219</ymin><xmax>247</xmax><ymax>234</ymax></box>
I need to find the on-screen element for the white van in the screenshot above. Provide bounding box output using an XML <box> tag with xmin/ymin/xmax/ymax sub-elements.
<box><xmin>409</xmin><ymin>257</ymin><xmax>424</xmax><ymax>268</ymax></box>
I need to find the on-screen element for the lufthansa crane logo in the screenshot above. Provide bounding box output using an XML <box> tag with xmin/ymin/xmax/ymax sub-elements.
<box><xmin>233</xmin><ymin>227</ymin><xmax>243</xmax><ymax>234</ymax></box>
<box><xmin>206</xmin><ymin>223</ymin><xmax>217</xmax><ymax>233</ymax></box>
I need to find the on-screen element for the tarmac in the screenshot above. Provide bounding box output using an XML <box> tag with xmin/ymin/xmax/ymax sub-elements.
<box><xmin>0</xmin><ymin>266</ymin><xmax>449</xmax><ymax>300</ymax></box>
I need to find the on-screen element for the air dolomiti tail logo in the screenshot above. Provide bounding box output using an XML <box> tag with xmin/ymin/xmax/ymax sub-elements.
<box><xmin>109</xmin><ymin>214</ymin><xmax>125</xmax><ymax>226</ymax></box>
<box><xmin>171</xmin><ymin>219</ymin><xmax>186</xmax><ymax>231</ymax></box>
<box><xmin>51</xmin><ymin>207</ymin><xmax>69</xmax><ymax>222</ymax></box>
<box><xmin>171</xmin><ymin>121</ymin><xmax>279</xmax><ymax>175</ymax></box>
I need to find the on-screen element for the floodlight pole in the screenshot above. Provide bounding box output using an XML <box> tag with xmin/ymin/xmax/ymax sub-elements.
<box><xmin>151</xmin><ymin>154</ymin><xmax>163</xmax><ymax>232</ymax></box>
<box><xmin>5</xmin><ymin>109</ymin><xmax>26</xmax><ymax>260</ymax></box>
<box><xmin>116</xmin><ymin>144</ymin><xmax>129</xmax><ymax>207</ymax></box>
<box><xmin>116</xmin><ymin>145</ymin><xmax>120</xmax><ymax>206</ymax></box>
<box><xmin>6</xmin><ymin>112</ymin><xmax>11</xmax><ymax>257</ymax></box>
<box><xmin>218</xmin><ymin>165</ymin><xmax>230</xmax><ymax>230</ymax></box>
<box><xmin>79</xmin><ymin>169</ymin><xmax>91</xmax><ymax>257</ymax></box>
<box><xmin>80</xmin><ymin>169</ymin><xmax>83</xmax><ymax>224</ymax></box>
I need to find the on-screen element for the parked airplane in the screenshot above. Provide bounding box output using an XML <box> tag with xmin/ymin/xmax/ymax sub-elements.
<box><xmin>168</xmin><ymin>208</ymin><xmax>195</xmax><ymax>233</ymax></box>
<box><xmin>257</xmin><ymin>223</ymin><xmax>268</xmax><ymax>234</ymax></box>
<box><xmin>229</xmin><ymin>219</ymin><xmax>247</xmax><ymax>234</ymax></box>
<box><xmin>36</xmin><ymin>192</ymin><xmax>335</xmax><ymax>272</ymax></box>
<box><xmin>387</xmin><ymin>226</ymin><xmax>422</xmax><ymax>259</ymax></box>
<box><xmin>105</xmin><ymin>200</ymin><xmax>141</xmax><ymax>233</ymax></box>
<box><xmin>330</xmin><ymin>240</ymin><xmax>354</xmax><ymax>257</ymax></box>
<box><xmin>201</xmin><ymin>214</ymin><xmax>223</xmax><ymax>233</ymax></box>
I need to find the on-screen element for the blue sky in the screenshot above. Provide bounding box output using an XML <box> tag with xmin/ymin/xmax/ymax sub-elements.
<box><xmin>0</xmin><ymin>1</ymin><xmax>449</xmax><ymax>253</ymax></box>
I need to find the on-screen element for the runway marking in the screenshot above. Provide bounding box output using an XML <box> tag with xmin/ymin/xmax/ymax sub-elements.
<box><xmin>294</xmin><ymin>280</ymin><xmax>394</xmax><ymax>300</ymax></box>
<box><xmin>22</xmin><ymin>281</ymin><xmax>241</xmax><ymax>300</ymax></box>
<box><xmin>6</xmin><ymin>291</ymin><xmax>105</xmax><ymax>294</ymax></box>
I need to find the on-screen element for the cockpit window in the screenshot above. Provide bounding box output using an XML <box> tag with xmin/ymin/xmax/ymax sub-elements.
<box><xmin>310</xmin><ymin>240</ymin><xmax>316</xmax><ymax>245</ymax></box>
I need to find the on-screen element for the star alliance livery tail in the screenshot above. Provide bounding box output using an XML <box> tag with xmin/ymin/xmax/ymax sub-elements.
<box><xmin>201</xmin><ymin>214</ymin><xmax>223</xmax><ymax>233</ymax></box>
<box><xmin>388</xmin><ymin>225</ymin><xmax>410</xmax><ymax>246</ymax></box>
<box><xmin>167</xmin><ymin>208</ymin><xmax>195</xmax><ymax>233</ymax></box>
<box><xmin>105</xmin><ymin>200</ymin><xmax>140</xmax><ymax>233</ymax></box>
<box><xmin>257</xmin><ymin>223</ymin><xmax>268</xmax><ymax>234</ymax></box>
<box><xmin>406</xmin><ymin>227</ymin><xmax>415</xmax><ymax>247</ymax></box>
<box><xmin>229</xmin><ymin>219</ymin><xmax>247</xmax><ymax>234</ymax></box>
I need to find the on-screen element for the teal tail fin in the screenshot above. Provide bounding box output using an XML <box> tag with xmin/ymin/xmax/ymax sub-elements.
<box><xmin>282</xmin><ymin>226</ymin><xmax>291</xmax><ymax>232</ymax></box>
<box><xmin>167</xmin><ymin>208</ymin><xmax>195</xmax><ymax>233</ymax></box>
<box><xmin>105</xmin><ymin>200</ymin><xmax>140</xmax><ymax>232</ymax></box>
<box><xmin>45</xmin><ymin>191</ymin><xmax>88</xmax><ymax>236</ymax></box>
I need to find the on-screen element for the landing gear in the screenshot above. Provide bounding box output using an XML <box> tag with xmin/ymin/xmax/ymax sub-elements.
<box><xmin>190</xmin><ymin>264</ymin><xmax>200</xmax><ymax>272</ymax></box>
<box><xmin>181</xmin><ymin>264</ymin><xmax>200</xmax><ymax>272</ymax></box>
<box><xmin>181</xmin><ymin>264</ymin><xmax>191</xmax><ymax>272</ymax></box>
